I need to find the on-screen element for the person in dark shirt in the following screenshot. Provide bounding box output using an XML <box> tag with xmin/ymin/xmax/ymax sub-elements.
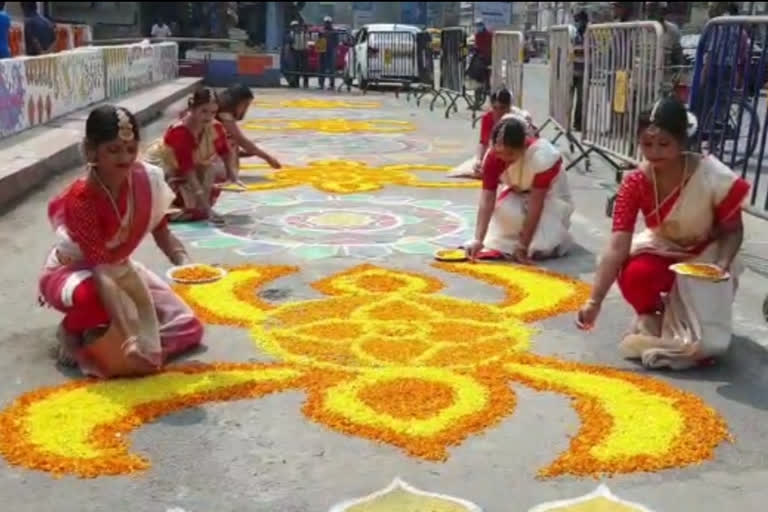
<box><xmin>0</xmin><ymin>2</ymin><xmax>11</xmax><ymax>59</ymax></box>
<box><xmin>318</xmin><ymin>16</ymin><xmax>338</xmax><ymax>90</ymax></box>
<box><xmin>571</xmin><ymin>10</ymin><xmax>588</xmax><ymax>131</ymax></box>
<box><xmin>22</xmin><ymin>1</ymin><xmax>55</xmax><ymax>56</ymax></box>
<box><xmin>474</xmin><ymin>18</ymin><xmax>492</xmax><ymax>62</ymax></box>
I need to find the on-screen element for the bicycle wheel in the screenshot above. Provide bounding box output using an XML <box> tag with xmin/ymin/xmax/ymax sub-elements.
<box><xmin>701</xmin><ymin>98</ymin><xmax>759</xmax><ymax>168</ymax></box>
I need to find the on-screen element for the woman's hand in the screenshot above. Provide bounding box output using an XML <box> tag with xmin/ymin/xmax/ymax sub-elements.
<box><xmin>576</xmin><ymin>300</ymin><xmax>601</xmax><ymax>330</ymax></box>
<box><xmin>466</xmin><ymin>240</ymin><xmax>484</xmax><ymax>261</ymax></box>
<box><xmin>513</xmin><ymin>246</ymin><xmax>531</xmax><ymax>265</ymax></box>
<box><xmin>265</xmin><ymin>155</ymin><xmax>282</xmax><ymax>169</ymax></box>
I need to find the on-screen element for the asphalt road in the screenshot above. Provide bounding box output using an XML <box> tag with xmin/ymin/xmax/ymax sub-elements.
<box><xmin>1</xmin><ymin>65</ymin><xmax>768</xmax><ymax>511</ymax></box>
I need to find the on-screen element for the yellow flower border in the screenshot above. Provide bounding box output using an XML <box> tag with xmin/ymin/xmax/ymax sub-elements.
<box><xmin>0</xmin><ymin>264</ymin><xmax>731</xmax><ymax>479</ymax></box>
<box><xmin>251</xmin><ymin>98</ymin><xmax>381</xmax><ymax>109</ymax></box>
<box><xmin>0</xmin><ymin>363</ymin><xmax>306</xmax><ymax>478</ymax></box>
<box><xmin>237</xmin><ymin>160</ymin><xmax>477</xmax><ymax>194</ymax></box>
<box><xmin>242</xmin><ymin>119</ymin><xmax>415</xmax><ymax>134</ymax></box>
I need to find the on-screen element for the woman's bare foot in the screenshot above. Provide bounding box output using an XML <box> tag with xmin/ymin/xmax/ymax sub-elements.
<box><xmin>122</xmin><ymin>337</ymin><xmax>160</xmax><ymax>374</ymax></box>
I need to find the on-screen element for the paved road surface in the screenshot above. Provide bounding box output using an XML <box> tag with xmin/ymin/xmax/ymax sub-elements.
<box><xmin>1</xmin><ymin>65</ymin><xmax>768</xmax><ymax>511</ymax></box>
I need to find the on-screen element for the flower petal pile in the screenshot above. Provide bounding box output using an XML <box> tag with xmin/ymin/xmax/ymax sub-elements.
<box><xmin>237</xmin><ymin>160</ymin><xmax>476</xmax><ymax>194</ymax></box>
<box><xmin>251</xmin><ymin>98</ymin><xmax>381</xmax><ymax>109</ymax></box>
<box><xmin>0</xmin><ymin>263</ymin><xmax>730</xmax><ymax>479</ymax></box>
<box><xmin>242</xmin><ymin>118</ymin><xmax>414</xmax><ymax>134</ymax></box>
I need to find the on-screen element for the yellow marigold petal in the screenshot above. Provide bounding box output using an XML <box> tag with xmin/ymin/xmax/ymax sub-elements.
<box><xmin>504</xmin><ymin>354</ymin><xmax>730</xmax><ymax>477</ymax></box>
<box><xmin>175</xmin><ymin>265</ymin><xmax>297</xmax><ymax>327</ymax></box>
<box><xmin>312</xmin><ymin>264</ymin><xmax>444</xmax><ymax>296</ymax></box>
<box><xmin>237</xmin><ymin>160</ymin><xmax>476</xmax><ymax>195</ymax></box>
<box><xmin>242</xmin><ymin>119</ymin><xmax>415</xmax><ymax>134</ymax></box>
<box><xmin>434</xmin><ymin>262</ymin><xmax>591</xmax><ymax>322</ymax></box>
<box><xmin>303</xmin><ymin>366</ymin><xmax>515</xmax><ymax>461</ymax></box>
<box><xmin>0</xmin><ymin>363</ymin><xmax>304</xmax><ymax>477</ymax></box>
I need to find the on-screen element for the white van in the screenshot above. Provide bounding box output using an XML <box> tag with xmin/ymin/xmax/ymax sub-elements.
<box><xmin>346</xmin><ymin>23</ymin><xmax>423</xmax><ymax>88</ymax></box>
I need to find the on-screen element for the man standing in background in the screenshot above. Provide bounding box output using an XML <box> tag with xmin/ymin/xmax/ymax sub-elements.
<box><xmin>151</xmin><ymin>19</ymin><xmax>173</xmax><ymax>39</ymax></box>
<box><xmin>570</xmin><ymin>10</ymin><xmax>588</xmax><ymax>132</ymax></box>
<box><xmin>0</xmin><ymin>2</ymin><xmax>11</xmax><ymax>59</ymax></box>
<box><xmin>288</xmin><ymin>20</ymin><xmax>309</xmax><ymax>88</ymax></box>
<box><xmin>318</xmin><ymin>16</ymin><xmax>338</xmax><ymax>90</ymax></box>
<box><xmin>22</xmin><ymin>2</ymin><xmax>54</xmax><ymax>56</ymax></box>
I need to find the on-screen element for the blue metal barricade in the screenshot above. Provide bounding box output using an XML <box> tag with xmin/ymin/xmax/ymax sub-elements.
<box><xmin>688</xmin><ymin>16</ymin><xmax>768</xmax><ymax>216</ymax></box>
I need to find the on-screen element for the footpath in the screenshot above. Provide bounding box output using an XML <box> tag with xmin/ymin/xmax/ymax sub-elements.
<box><xmin>0</xmin><ymin>77</ymin><xmax>201</xmax><ymax>210</ymax></box>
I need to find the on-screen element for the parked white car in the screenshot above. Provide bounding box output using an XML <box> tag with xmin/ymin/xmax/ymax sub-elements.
<box><xmin>346</xmin><ymin>23</ymin><xmax>423</xmax><ymax>88</ymax></box>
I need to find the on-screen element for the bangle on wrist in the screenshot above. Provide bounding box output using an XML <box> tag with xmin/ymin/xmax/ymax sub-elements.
<box><xmin>586</xmin><ymin>298</ymin><xmax>600</xmax><ymax>307</ymax></box>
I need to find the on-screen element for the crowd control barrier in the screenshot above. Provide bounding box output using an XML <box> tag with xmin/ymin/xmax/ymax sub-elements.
<box><xmin>579</xmin><ymin>21</ymin><xmax>664</xmax><ymax>215</ymax></box>
<box><xmin>537</xmin><ymin>25</ymin><xmax>592</xmax><ymax>171</ymax></box>
<box><xmin>405</xmin><ymin>31</ymin><xmax>446</xmax><ymax>107</ymax></box>
<box><xmin>490</xmin><ymin>31</ymin><xmax>524</xmax><ymax>108</ymax></box>
<box><xmin>280</xmin><ymin>29</ymin><xmax>351</xmax><ymax>91</ymax></box>
<box><xmin>339</xmin><ymin>31</ymin><xmax>421</xmax><ymax>94</ymax></box>
<box><xmin>688</xmin><ymin>16</ymin><xmax>768</xmax><ymax>218</ymax></box>
<box><xmin>432</xmin><ymin>27</ymin><xmax>473</xmax><ymax>119</ymax></box>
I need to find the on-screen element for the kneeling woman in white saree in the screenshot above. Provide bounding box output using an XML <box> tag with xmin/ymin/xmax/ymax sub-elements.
<box><xmin>466</xmin><ymin>117</ymin><xmax>573</xmax><ymax>262</ymax></box>
<box><xmin>576</xmin><ymin>98</ymin><xmax>749</xmax><ymax>369</ymax></box>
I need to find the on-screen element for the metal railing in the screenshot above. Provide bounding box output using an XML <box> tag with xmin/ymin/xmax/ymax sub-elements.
<box><xmin>688</xmin><ymin>16</ymin><xmax>768</xmax><ymax>218</ymax></box>
<box><xmin>537</xmin><ymin>25</ymin><xmax>593</xmax><ymax>172</ymax></box>
<box><xmin>490</xmin><ymin>30</ymin><xmax>524</xmax><ymax>108</ymax></box>
<box><xmin>433</xmin><ymin>27</ymin><xmax>473</xmax><ymax>119</ymax></box>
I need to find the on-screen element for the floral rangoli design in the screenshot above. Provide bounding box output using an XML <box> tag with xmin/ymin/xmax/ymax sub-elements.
<box><xmin>242</xmin><ymin>118</ymin><xmax>415</xmax><ymax>134</ymax></box>
<box><xmin>0</xmin><ymin>263</ymin><xmax>729</xmax><ymax>479</ymax></box>
<box><xmin>251</xmin><ymin>98</ymin><xmax>381</xmax><ymax>109</ymax></box>
<box><xmin>171</xmin><ymin>193</ymin><xmax>474</xmax><ymax>260</ymax></box>
<box><xmin>237</xmin><ymin>160</ymin><xmax>476</xmax><ymax>194</ymax></box>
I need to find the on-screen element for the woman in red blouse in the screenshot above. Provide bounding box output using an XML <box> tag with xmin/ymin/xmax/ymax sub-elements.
<box><xmin>465</xmin><ymin>117</ymin><xmax>573</xmax><ymax>262</ymax></box>
<box><xmin>451</xmin><ymin>89</ymin><xmax>534</xmax><ymax>179</ymax></box>
<box><xmin>577</xmin><ymin>98</ymin><xmax>749</xmax><ymax>369</ymax></box>
<box><xmin>145</xmin><ymin>88</ymin><xmax>238</xmax><ymax>224</ymax></box>
<box><xmin>39</xmin><ymin>106</ymin><xmax>204</xmax><ymax>378</ymax></box>
<box><xmin>216</xmin><ymin>84</ymin><xmax>281</xmax><ymax>174</ymax></box>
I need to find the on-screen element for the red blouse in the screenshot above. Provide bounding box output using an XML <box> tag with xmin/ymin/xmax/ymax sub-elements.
<box><xmin>61</xmin><ymin>178</ymin><xmax>132</xmax><ymax>265</ymax></box>
<box><xmin>481</xmin><ymin>137</ymin><xmax>561</xmax><ymax>191</ymax></box>
<box><xmin>612</xmin><ymin>169</ymin><xmax>749</xmax><ymax>232</ymax></box>
<box><xmin>479</xmin><ymin>111</ymin><xmax>497</xmax><ymax>146</ymax></box>
<box><xmin>164</xmin><ymin>122</ymin><xmax>229</xmax><ymax>175</ymax></box>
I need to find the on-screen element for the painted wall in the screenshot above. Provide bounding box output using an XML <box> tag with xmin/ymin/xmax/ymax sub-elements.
<box><xmin>0</xmin><ymin>42</ymin><xmax>179</xmax><ymax>140</ymax></box>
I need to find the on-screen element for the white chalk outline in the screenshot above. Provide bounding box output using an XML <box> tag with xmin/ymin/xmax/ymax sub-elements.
<box><xmin>329</xmin><ymin>477</ymin><xmax>483</xmax><ymax>512</ymax></box>
<box><xmin>528</xmin><ymin>484</ymin><xmax>655</xmax><ymax>512</ymax></box>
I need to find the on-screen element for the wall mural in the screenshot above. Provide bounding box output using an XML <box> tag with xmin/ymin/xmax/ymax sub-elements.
<box><xmin>24</xmin><ymin>49</ymin><xmax>105</xmax><ymax>126</ymax></box>
<box><xmin>0</xmin><ymin>42</ymin><xmax>179</xmax><ymax>141</ymax></box>
<box><xmin>0</xmin><ymin>59</ymin><xmax>26</xmax><ymax>138</ymax></box>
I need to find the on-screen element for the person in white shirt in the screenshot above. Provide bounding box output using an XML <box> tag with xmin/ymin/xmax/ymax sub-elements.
<box><xmin>151</xmin><ymin>20</ymin><xmax>172</xmax><ymax>39</ymax></box>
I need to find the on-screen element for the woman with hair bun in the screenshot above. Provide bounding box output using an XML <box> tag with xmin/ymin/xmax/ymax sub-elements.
<box><xmin>145</xmin><ymin>88</ymin><xmax>239</xmax><ymax>224</ymax></box>
<box><xmin>39</xmin><ymin>105</ymin><xmax>204</xmax><ymax>378</ymax></box>
<box><xmin>450</xmin><ymin>88</ymin><xmax>533</xmax><ymax>179</ymax></box>
<box><xmin>577</xmin><ymin>98</ymin><xmax>749</xmax><ymax>369</ymax></box>
<box><xmin>465</xmin><ymin>116</ymin><xmax>573</xmax><ymax>262</ymax></box>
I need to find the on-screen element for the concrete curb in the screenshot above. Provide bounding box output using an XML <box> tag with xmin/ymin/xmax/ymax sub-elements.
<box><xmin>0</xmin><ymin>77</ymin><xmax>202</xmax><ymax>213</ymax></box>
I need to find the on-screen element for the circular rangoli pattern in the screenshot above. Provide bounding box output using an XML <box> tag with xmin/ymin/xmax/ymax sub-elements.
<box><xmin>252</xmin><ymin>134</ymin><xmax>430</xmax><ymax>162</ymax></box>
<box><xmin>172</xmin><ymin>193</ymin><xmax>474</xmax><ymax>260</ymax></box>
<box><xmin>0</xmin><ymin>263</ymin><xmax>729</xmax><ymax>479</ymax></box>
<box><xmin>242</xmin><ymin>118</ymin><xmax>415</xmax><ymax>134</ymax></box>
